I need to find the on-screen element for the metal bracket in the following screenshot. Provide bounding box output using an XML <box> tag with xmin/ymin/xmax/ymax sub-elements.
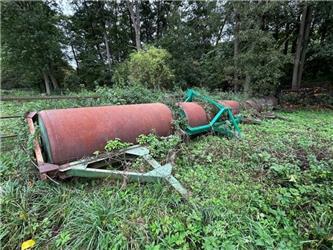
<box><xmin>183</xmin><ymin>89</ymin><xmax>241</xmax><ymax>138</ymax></box>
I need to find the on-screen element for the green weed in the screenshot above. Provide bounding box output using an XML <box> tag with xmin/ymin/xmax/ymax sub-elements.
<box><xmin>1</xmin><ymin>88</ymin><xmax>332</xmax><ymax>249</ymax></box>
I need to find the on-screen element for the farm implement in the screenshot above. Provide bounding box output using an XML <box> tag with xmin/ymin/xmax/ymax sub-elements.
<box><xmin>25</xmin><ymin>89</ymin><xmax>276</xmax><ymax>197</ymax></box>
<box><xmin>179</xmin><ymin>89</ymin><xmax>241</xmax><ymax>137</ymax></box>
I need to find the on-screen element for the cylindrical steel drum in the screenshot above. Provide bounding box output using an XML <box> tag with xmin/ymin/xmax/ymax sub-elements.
<box><xmin>38</xmin><ymin>103</ymin><xmax>173</xmax><ymax>164</ymax></box>
<box><xmin>177</xmin><ymin>102</ymin><xmax>208</xmax><ymax>127</ymax></box>
<box><xmin>218</xmin><ymin>100</ymin><xmax>240</xmax><ymax>115</ymax></box>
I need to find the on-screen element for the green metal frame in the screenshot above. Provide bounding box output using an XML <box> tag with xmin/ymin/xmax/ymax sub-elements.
<box><xmin>60</xmin><ymin>145</ymin><xmax>189</xmax><ymax>198</ymax></box>
<box><xmin>183</xmin><ymin>89</ymin><xmax>241</xmax><ymax>137</ymax></box>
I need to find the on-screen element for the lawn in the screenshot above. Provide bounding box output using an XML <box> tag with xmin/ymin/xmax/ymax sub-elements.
<box><xmin>1</xmin><ymin>88</ymin><xmax>332</xmax><ymax>249</ymax></box>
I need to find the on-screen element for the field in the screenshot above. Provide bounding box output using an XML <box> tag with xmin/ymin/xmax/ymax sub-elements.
<box><xmin>1</xmin><ymin>87</ymin><xmax>332</xmax><ymax>249</ymax></box>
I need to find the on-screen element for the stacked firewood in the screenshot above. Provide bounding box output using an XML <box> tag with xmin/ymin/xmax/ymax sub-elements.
<box><xmin>280</xmin><ymin>87</ymin><xmax>332</xmax><ymax>108</ymax></box>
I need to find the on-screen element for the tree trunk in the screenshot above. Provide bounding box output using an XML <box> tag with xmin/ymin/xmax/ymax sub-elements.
<box><xmin>71</xmin><ymin>44</ymin><xmax>80</xmax><ymax>73</ymax></box>
<box><xmin>297</xmin><ymin>5</ymin><xmax>313</xmax><ymax>88</ymax></box>
<box><xmin>43</xmin><ymin>70</ymin><xmax>51</xmax><ymax>95</ymax></box>
<box><xmin>215</xmin><ymin>14</ymin><xmax>228</xmax><ymax>46</ymax></box>
<box><xmin>292</xmin><ymin>4</ymin><xmax>312</xmax><ymax>90</ymax></box>
<box><xmin>244</xmin><ymin>72</ymin><xmax>251</xmax><ymax>96</ymax></box>
<box><xmin>104</xmin><ymin>32</ymin><xmax>112</xmax><ymax>74</ymax></box>
<box><xmin>233</xmin><ymin>8</ymin><xmax>240</xmax><ymax>91</ymax></box>
<box><xmin>127</xmin><ymin>0</ymin><xmax>141</xmax><ymax>50</ymax></box>
<box><xmin>49</xmin><ymin>71</ymin><xmax>59</xmax><ymax>90</ymax></box>
<box><xmin>134</xmin><ymin>0</ymin><xmax>141</xmax><ymax>51</ymax></box>
<box><xmin>156</xmin><ymin>1</ymin><xmax>161</xmax><ymax>38</ymax></box>
<box><xmin>283</xmin><ymin>22</ymin><xmax>290</xmax><ymax>55</ymax></box>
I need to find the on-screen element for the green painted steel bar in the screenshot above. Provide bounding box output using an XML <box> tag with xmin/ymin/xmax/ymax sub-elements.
<box><xmin>143</xmin><ymin>154</ymin><xmax>162</xmax><ymax>168</ymax></box>
<box><xmin>183</xmin><ymin>89</ymin><xmax>241</xmax><ymax>137</ymax></box>
<box><xmin>143</xmin><ymin>154</ymin><xmax>189</xmax><ymax>197</ymax></box>
<box><xmin>186</xmin><ymin>107</ymin><xmax>227</xmax><ymax>134</ymax></box>
<box><xmin>226</xmin><ymin>109</ymin><xmax>241</xmax><ymax>137</ymax></box>
<box><xmin>60</xmin><ymin>145</ymin><xmax>144</xmax><ymax>170</ymax></box>
<box><xmin>165</xmin><ymin>174</ymin><xmax>189</xmax><ymax>198</ymax></box>
<box><xmin>65</xmin><ymin>164</ymin><xmax>172</xmax><ymax>182</ymax></box>
<box><xmin>59</xmin><ymin>145</ymin><xmax>189</xmax><ymax>198</ymax></box>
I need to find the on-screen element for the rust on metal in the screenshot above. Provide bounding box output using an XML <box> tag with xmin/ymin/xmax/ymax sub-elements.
<box><xmin>38</xmin><ymin>103</ymin><xmax>173</xmax><ymax>164</ymax></box>
<box><xmin>177</xmin><ymin>102</ymin><xmax>209</xmax><ymax>127</ymax></box>
<box><xmin>38</xmin><ymin>163</ymin><xmax>59</xmax><ymax>174</ymax></box>
<box><xmin>218</xmin><ymin>100</ymin><xmax>240</xmax><ymax>115</ymax></box>
<box><xmin>25</xmin><ymin>112</ymin><xmax>45</xmax><ymax>165</ymax></box>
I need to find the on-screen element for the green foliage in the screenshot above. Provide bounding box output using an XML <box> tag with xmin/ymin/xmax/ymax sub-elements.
<box><xmin>1</xmin><ymin>1</ymin><xmax>67</xmax><ymax>91</ymax></box>
<box><xmin>63</xmin><ymin>73</ymin><xmax>82</xmax><ymax>90</ymax></box>
<box><xmin>137</xmin><ymin>134</ymin><xmax>181</xmax><ymax>160</ymax></box>
<box><xmin>104</xmin><ymin>139</ymin><xmax>132</xmax><ymax>152</ymax></box>
<box><xmin>302</xmin><ymin>2</ymin><xmax>333</xmax><ymax>83</ymax></box>
<box><xmin>66</xmin><ymin>1</ymin><xmax>132</xmax><ymax>88</ymax></box>
<box><xmin>112</xmin><ymin>60</ymin><xmax>130</xmax><ymax>86</ymax></box>
<box><xmin>237</xmin><ymin>28</ymin><xmax>288</xmax><ymax>96</ymax></box>
<box><xmin>114</xmin><ymin>47</ymin><xmax>175</xmax><ymax>89</ymax></box>
<box><xmin>1</xmin><ymin>50</ymin><xmax>333</xmax><ymax>250</ymax></box>
<box><xmin>2</xmin><ymin>1</ymin><xmax>332</xmax><ymax>95</ymax></box>
<box><xmin>157</xmin><ymin>1</ymin><xmax>222</xmax><ymax>87</ymax></box>
<box><xmin>95</xmin><ymin>84</ymin><xmax>166</xmax><ymax>104</ymax></box>
<box><xmin>200</xmin><ymin>43</ymin><xmax>234</xmax><ymax>89</ymax></box>
<box><xmin>200</xmin><ymin>2</ymin><xmax>290</xmax><ymax>95</ymax></box>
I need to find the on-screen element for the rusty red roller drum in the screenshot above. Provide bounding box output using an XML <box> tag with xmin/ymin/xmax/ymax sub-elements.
<box><xmin>38</xmin><ymin>103</ymin><xmax>173</xmax><ymax>164</ymax></box>
<box><xmin>177</xmin><ymin>102</ymin><xmax>209</xmax><ymax>127</ymax></box>
<box><xmin>218</xmin><ymin>100</ymin><xmax>240</xmax><ymax>115</ymax></box>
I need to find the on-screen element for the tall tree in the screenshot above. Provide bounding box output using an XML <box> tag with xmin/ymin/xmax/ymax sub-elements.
<box><xmin>292</xmin><ymin>3</ymin><xmax>313</xmax><ymax>90</ymax></box>
<box><xmin>1</xmin><ymin>1</ymin><xmax>66</xmax><ymax>93</ymax></box>
<box><xmin>158</xmin><ymin>1</ymin><xmax>220</xmax><ymax>85</ymax></box>
<box><xmin>66</xmin><ymin>0</ymin><xmax>133</xmax><ymax>87</ymax></box>
<box><xmin>202</xmin><ymin>1</ymin><xmax>288</xmax><ymax>95</ymax></box>
<box><xmin>1</xmin><ymin>0</ymin><xmax>332</xmax><ymax>95</ymax></box>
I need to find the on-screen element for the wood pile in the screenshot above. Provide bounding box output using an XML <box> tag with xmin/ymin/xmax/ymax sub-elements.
<box><xmin>280</xmin><ymin>87</ymin><xmax>332</xmax><ymax>108</ymax></box>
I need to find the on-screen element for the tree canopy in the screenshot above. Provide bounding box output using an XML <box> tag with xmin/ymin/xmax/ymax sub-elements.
<box><xmin>1</xmin><ymin>1</ymin><xmax>332</xmax><ymax>95</ymax></box>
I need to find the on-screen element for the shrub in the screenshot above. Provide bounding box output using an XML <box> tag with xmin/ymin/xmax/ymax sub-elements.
<box><xmin>63</xmin><ymin>73</ymin><xmax>82</xmax><ymax>90</ymax></box>
<box><xmin>113</xmin><ymin>46</ymin><xmax>175</xmax><ymax>89</ymax></box>
<box><xmin>95</xmin><ymin>84</ymin><xmax>165</xmax><ymax>104</ymax></box>
<box><xmin>112</xmin><ymin>60</ymin><xmax>129</xmax><ymax>86</ymax></box>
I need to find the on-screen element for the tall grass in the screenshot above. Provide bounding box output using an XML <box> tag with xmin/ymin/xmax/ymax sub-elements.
<box><xmin>1</xmin><ymin>87</ymin><xmax>332</xmax><ymax>249</ymax></box>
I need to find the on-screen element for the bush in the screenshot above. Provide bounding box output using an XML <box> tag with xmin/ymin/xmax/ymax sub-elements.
<box><xmin>95</xmin><ymin>84</ymin><xmax>165</xmax><ymax>104</ymax></box>
<box><xmin>113</xmin><ymin>46</ymin><xmax>175</xmax><ymax>89</ymax></box>
<box><xmin>63</xmin><ymin>73</ymin><xmax>82</xmax><ymax>90</ymax></box>
<box><xmin>112</xmin><ymin>60</ymin><xmax>129</xmax><ymax>86</ymax></box>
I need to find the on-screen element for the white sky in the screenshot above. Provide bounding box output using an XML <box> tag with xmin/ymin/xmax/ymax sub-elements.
<box><xmin>57</xmin><ymin>0</ymin><xmax>74</xmax><ymax>16</ymax></box>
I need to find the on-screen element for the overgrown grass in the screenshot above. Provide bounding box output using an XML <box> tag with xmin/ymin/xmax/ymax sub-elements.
<box><xmin>1</xmin><ymin>86</ymin><xmax>332</xmax><ymax>249</ymax></box>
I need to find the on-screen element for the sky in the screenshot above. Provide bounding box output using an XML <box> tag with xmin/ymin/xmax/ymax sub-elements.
<box><xmin>57</xmin><ymin>0</ymin><xmax>74</xmax><ymax>16</ymax></box>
